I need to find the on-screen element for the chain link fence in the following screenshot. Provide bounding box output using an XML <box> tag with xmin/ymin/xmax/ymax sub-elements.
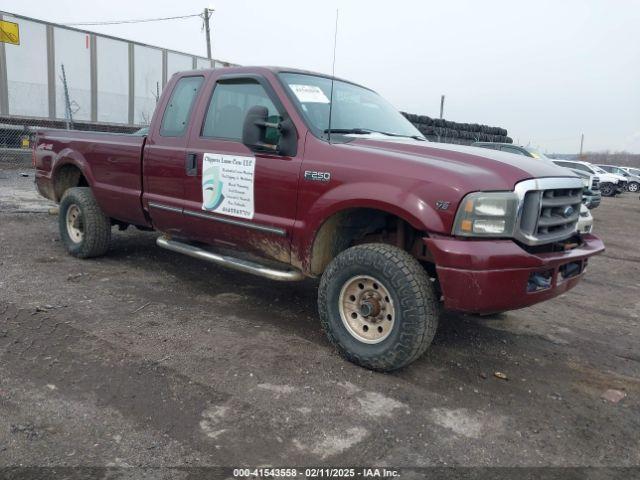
<box><xmin>0</xmin><ymin>116</ymin><xmax>139</xmax><ymax>166</ymax></box>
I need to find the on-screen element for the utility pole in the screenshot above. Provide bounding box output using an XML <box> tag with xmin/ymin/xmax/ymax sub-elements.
<box><xmin>439</xmin><ymin>95</ymin><xmax>445</xmax><ymax>119</ymax></box>
<box><xmin>579</xmin><ymin>133</ymin><xmax>584</xmax><ymax>158</ymax></box>
<box><xmin>203</xmin><ymin>7</ymin><xmax>214</xmax><ymax>60</ymax></box>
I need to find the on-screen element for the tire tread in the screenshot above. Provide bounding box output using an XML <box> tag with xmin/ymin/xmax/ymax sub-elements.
<box><xmin>318</xmin><ymin>243</ymin><xmax>439</xmax><ymax>371</ymax></box>
<box><xmin>59</xmin><ymin>187</ymin><xmax>111</xmax><ymax>258</ymax></box>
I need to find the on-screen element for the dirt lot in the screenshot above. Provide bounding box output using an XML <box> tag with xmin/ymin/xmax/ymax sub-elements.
<box><xmin>0</xmin><ymin>162</ymin><xmax>639</xmax><ymax>470</ymax></box>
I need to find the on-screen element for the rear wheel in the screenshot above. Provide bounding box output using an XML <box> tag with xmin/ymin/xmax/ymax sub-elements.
<box><xmin>599</xmin><ymin>182</ymin><xmax>615</xmax><ymax>197</ymax></box>
<box><xmin>59</xmin><ymin>187</ymin><xmax>111</xmax><ymax>258</ymax></box>
<box><xmin>318</xmin><ymin>243</ymin><xmax>440</xmax><ymax>372</ymax></box>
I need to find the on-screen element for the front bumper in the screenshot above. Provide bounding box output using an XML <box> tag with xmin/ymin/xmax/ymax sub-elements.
<box><xmin>424</xmin><ymin>234</ymin><xmax>605</xmax><ymax>314</ymax></box>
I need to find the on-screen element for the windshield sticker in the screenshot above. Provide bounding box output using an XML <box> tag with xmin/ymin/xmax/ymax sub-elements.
<box><xmin>202</xmin><ymin>153</ymin><xmax>255</xmax><ymax>219</ymax></box>
<box><xmin>290</xmin><ymin>84</ymin><xmax>330</xmax><ymax>104</ymax></box>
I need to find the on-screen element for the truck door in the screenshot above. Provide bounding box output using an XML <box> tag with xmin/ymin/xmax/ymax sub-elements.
<box><xmin>182</xmin><ymin>74</ymin><xmax>302</xmax><ymax>265</ymax></box>
<box><xmin>142</xmin><ymin>74</ymin><xmax>205</xmax><ymax>235</ymax></box>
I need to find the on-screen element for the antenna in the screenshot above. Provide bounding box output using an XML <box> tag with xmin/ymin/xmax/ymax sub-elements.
<box><xmin>327</xmin><ymin>9</ymin><xmax>339</xmax><ymax>143</ymax></box>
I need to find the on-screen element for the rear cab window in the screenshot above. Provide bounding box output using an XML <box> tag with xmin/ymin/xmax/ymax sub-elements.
<box><xmin>160</xmin><ymin>76</ymin><xmax>204</xmax><ymax>137</ymax></box>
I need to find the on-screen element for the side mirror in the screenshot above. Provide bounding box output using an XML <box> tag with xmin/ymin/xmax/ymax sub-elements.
<box><xmin>241</xmin><ymin>105</ymin><xmax>297</xmax><ymax>157</ymax></box>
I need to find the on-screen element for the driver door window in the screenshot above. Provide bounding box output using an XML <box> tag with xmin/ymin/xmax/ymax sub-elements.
<box><xmin>202</xmin><ymin>81</ymin><xmax>282</xmax><ymax>142</ymax></box>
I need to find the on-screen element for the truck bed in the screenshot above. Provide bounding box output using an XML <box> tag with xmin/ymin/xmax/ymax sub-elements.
<box><xmin>34</xmin><ymin>129</ymin><xmax>148</xmax><ymax>226</ymax></box>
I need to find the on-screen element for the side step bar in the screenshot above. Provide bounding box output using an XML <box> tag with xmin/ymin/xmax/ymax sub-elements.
<box><xmin>156</xmin><ymin>236</ymin><xmax>304</xmax><ymax>282</ymax></box>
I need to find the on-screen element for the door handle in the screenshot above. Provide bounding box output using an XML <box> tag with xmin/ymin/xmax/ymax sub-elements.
<box><xmin>185</xmin><ymin>152</ymin><xmax>198</xmax><ymax>176</ymax></box>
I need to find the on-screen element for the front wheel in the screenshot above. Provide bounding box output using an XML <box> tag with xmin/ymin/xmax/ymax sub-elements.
<box><xmin>599</xmin><ymin>182</ymin><xmax>615</xmax><ymax>197</ymax></box>
<box><xmin>318</xmin><ymin>244</ymin><xmax>440</xmax><ymax>371</ymax></box>
<box><xmin>59</xmin><ymin>187</ymin><xmax>111</xmax><ymax>258</ymax></box>
<box><xmin>627</xmin><ymin>182</ymin><xmax>639</xmax><ymax>193</ymax></box>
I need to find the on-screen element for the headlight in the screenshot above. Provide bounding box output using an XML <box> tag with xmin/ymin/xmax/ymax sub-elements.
<box><xmin>452</xmin><ymin>192</ymin><xmax>518</xmax><ymax>237</ymax></box>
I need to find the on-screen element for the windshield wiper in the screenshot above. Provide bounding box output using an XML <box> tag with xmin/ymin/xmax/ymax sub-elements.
<box><xmin>324</xmin><ymin>127</ymin><xmax>426</xmax><ymax>141</ymax></box>
<box><xmin>374</xmin><ymin>131</ymin><xmax>427</xmax><ymax>141</ymax></box>
<box><xmin>324</xmin><ymin>128</ymin><xmax>373</xmax><ymax>135</ymax></box>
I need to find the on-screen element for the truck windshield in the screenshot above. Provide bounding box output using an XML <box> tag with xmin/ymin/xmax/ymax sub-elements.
<box><xmin>279</xmin><ymin>72</ymin><xmax>424</xmax><ymax>141</ymax></box>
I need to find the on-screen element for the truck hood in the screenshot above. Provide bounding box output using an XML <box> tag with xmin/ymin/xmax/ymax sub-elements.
<box><xmin>346</xmin><ymin>136</ymin><xmax>575</xmax><ymax>191</ymax></box>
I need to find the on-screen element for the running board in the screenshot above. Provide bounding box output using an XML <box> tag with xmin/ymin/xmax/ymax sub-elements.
<box><xmin>156</xmin><ymin>236</ymin><xmax>304</xmax><ymax>282</ymax></box>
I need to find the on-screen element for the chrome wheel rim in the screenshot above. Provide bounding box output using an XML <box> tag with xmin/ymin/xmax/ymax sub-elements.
<box><xmin>338</xmin><ymin>275</ymin><xmax>395</xmax><ymax>344</ymax></box>
<box><xmin>629</xmin><ymin>183</ymin><xmax>639</xmax><ymax>192</ymax></box>
<box><xmin>65</xmin><ymin>204</ymin><xmax>84</xmax><ymax>243</ymax></box>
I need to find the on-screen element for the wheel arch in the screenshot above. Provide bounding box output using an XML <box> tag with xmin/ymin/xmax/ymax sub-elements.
<box><xmin>303</xmin><ymin>202</ymin><xmax>438</xmax><ymax>276</ymax></box>
<box><xmin>52</xmin><ymin>152</ymin><xmax>93</xmax><ymax>202</ymax></box>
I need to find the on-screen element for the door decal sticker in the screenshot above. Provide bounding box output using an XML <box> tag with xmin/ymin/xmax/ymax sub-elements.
<box><xmin>202</xmin><ymin>153</ymin><xmax>255</xmax><ymax>219</ymax></box>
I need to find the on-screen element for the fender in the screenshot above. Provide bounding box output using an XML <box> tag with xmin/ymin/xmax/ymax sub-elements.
<box><xmin>51</xmin><ymin>148</ymin><xmax>96</xmax><ymax>198</ymax></box>
<box><xmin>292</xmin><ymin>180</ymin><xmax>451</xmax><ymax>274</ymax></box>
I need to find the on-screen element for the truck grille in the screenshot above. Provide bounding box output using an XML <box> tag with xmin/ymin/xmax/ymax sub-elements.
<box><xmin>591</xmin><ymin>176</ymin><xmax>599</xmax><ymax>191</ymax></box>
<box><xmin>515</xmin><ymin>178</ymin><xmax>584</xmax><ymax>246</ymax></box>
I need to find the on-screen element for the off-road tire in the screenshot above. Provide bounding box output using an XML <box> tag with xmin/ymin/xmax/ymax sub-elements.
<box><xmin>59</xmin><ymin>187</ymin><xmax>111</xmax><ymax>258</ymax></box>
<box><xmin>599</xmin><ymin>182</ymin><xmax>615</xmax><ymax>197</ymax></box>
<box><xmin>318</xmin><ymin>243</ymin><xmax>439</xmax><ymax>372</ymax></box>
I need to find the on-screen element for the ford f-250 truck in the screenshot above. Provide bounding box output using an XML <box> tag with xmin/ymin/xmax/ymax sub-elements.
<box><xmin>34</xmin><ymin>66</ymin><xmax>605</xmax><ymax>371</ymax></box>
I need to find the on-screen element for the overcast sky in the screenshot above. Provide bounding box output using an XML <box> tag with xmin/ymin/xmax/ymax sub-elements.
<box><xmin>4</xmin><ymin>0</ymin><xmax>639</xmax><ymax>153</ymax></box>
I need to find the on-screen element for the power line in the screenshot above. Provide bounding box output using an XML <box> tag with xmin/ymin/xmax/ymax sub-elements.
<box><xmin>62</xmin><ymin>13</ymin><xmax>202</xmax><ymax>27</ymax></box>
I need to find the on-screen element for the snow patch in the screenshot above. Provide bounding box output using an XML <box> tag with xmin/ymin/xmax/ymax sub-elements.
<box><xmin>257</xmin><ymin>383</ymin><xmax>297</xmax><ymax>394</ymax></box>
<box><xmin>429</xmin><ymin>408</ymin><xmax>498</xmax><ymax>439</ymax></box>
<box><xmin>357</xmin><ymin>391</ymin><xmax>406</xmax><ymax>418</ymax></box>
<box><xmin>293</xmin><ymin>427</ymin><xmax>368</xmax><ymax>459</ymax></box>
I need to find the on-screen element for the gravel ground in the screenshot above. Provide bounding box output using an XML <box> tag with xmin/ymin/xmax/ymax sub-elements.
<box><xmin>0</xmin><ymin>163</ymin><xmax>639</xmax><ymax>472</ymax></box>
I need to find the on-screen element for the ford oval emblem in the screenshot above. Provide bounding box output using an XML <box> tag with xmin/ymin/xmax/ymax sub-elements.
<box><xmin>562</xmin><ymin>206</ymin><xmax>574</xmax><ymax>218</ymax></box>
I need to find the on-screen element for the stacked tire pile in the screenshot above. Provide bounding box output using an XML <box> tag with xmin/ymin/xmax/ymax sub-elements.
<box><xmin>402</xmin><ymin>112</ymin><xmax>512</xmax><ymax>145</ymax></box>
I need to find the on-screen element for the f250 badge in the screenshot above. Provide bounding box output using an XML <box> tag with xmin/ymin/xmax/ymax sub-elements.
<box><xmin>304</xmin><ymin>170</ymin><xmax>331</xmax><ymax>183</ymax></box>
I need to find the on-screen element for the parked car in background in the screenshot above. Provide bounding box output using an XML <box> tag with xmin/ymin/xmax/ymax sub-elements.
<box><xmin>596</xmin><ymin>164</ymin><xmax>640</xmax><ymax>192</ymax></box>
<box><xmin>472</xmin><ymin>142</ymin><xmax>550</xmax><ymax>159</ymax></box>
<box><xmin>591</xmin><ymin>164</ymin><xmax>629</xmax><ymax>193</ymax></box>
<box><xmin>619</xmin><ymin>166</ymin><xmax>640</xmax><ymax>178</ymax></box>
<box><xmin>577</xmin><ymin>204</ymin><xmax>594</xmax><ymax>234</ymax></box>
<box><xmin>568</xmin><ymin>169</ymin><xmax>601</xmax><ymax>209</ymax></box>
<box><xmin>552</xmin><ymin>160</ymin><xmax>625</xmax><ymax>197</ymax></box>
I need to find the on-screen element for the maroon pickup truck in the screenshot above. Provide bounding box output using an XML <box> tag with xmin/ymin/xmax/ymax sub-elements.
<box><xmin>34</xmin><ymin>66</ymin><xmax>604</xmax><ymax>371</ymax></box>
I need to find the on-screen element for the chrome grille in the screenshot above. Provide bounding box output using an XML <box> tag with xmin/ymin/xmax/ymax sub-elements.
<box><xmin>591</xmin><ymin>176</ymin><xmax>600</xmax><ymax>191</ymax></box>
<box><xmin>515</xmin><ymin>178</ymin><xmax>584</xmax><ymax>246</ymax></box>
